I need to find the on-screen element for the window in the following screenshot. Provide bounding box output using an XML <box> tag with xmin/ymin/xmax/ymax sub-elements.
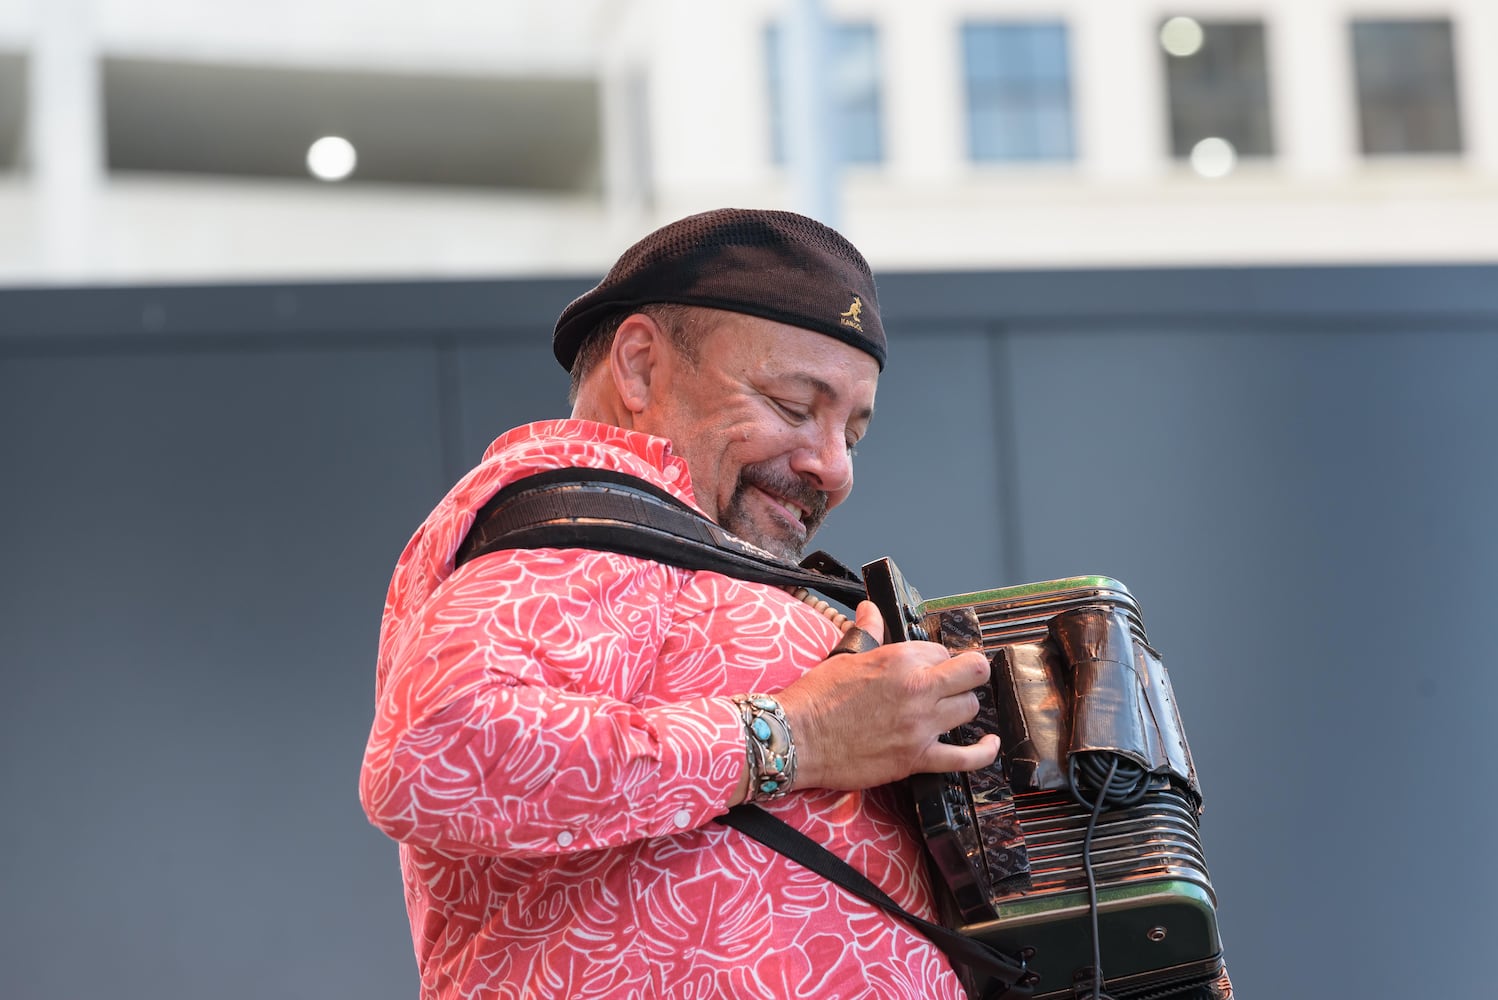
<box><xmin>1163</xmin><ymin>19</ymin><xmax>1274</xmax><ymax>161</ymax></box>
<box><xmin>1351</xmin><ymin>19</ymin><xmax>1463</xmax><ymax>155</ymax></box>
<box><xmin>766</xmin><ymin>22</ymin><xmax>882</xmax><ymax>165</ymax></box>
<box><xmin>962</xmin><ymin>22</ymin><xmax>1075</xmax><ymax>162</ymax></box>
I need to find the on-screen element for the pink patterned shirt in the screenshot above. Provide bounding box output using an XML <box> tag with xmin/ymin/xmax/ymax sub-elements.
<box><xmin>360</xmin><ymin>419</ymin><xmax>964</xmax><ymax>999</ymax></box>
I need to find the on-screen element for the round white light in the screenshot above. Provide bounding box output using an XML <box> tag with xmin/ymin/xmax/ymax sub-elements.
<box><xmin>1160</xmin><ymin>16</ymin><xmax>1205</xmax><ymax>58</ymax></box>
<box><xmin>307</xmin><ymin>136</ymin><xmax>357</xmax><ymax>182</ymax></box>
<box><xmin>1190</xmin><ymin>137</ymin><xmax>1238</xmax><ymax>178</ymax></box>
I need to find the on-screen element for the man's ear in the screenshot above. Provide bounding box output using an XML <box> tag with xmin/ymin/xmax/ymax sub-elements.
<box><xmin>610</xmin><ymin>313</ymin><xmax>669</xmax><ymax>415</ymax></box>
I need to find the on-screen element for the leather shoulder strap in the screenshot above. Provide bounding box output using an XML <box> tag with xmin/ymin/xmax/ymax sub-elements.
<box><xmin>454</xmin><ymin>467</ymin><xmax>868</xmax><ymax>607</ymax></box>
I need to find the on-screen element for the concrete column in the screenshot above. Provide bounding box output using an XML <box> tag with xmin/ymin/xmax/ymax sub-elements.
<box><xmin>29</xmin><ymin>0</ymin><xmax>103</xmax><ymax>279</ymax></box>
<box><xmin>1072</xmin><ymin>1</ymin><xmax>1168</xmax><ymax>181</ymax></box>
<box><xmin>1455</xmin><ymin>0</ymin><xmax>1498</xmax><ymax>174</ymax></box>
<box><xmin>1269</xmin><ymin>2</ymin><xmax>1358</xmax><ymax>180</ymax></box>
<box><xmin>647</xmin><ymin>0</ymin><xmax>767</xmax><ymax>201</ymax></box>
<box><xmin>881</xmin><ymin>1</ymin><xmax>962</xmax><ymax>185</ymax></box>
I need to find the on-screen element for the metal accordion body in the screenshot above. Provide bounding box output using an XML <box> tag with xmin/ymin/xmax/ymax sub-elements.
<box><xmin>863</xmin><ymin>559</ymin><xmax>1232</xmax><ymax>1000</ymax></box>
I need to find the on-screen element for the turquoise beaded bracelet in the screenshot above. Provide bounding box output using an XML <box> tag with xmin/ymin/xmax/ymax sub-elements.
<box><xmin>732</xmin><ymin>693</ymin><xmax>798</xmax><ymax>801</ymax></box>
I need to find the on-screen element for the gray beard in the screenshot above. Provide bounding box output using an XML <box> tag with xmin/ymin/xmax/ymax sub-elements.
<box><xmin>719</xmin><ymin>461</ymin><xmax>829</xmax><ymax>562</ymax></box>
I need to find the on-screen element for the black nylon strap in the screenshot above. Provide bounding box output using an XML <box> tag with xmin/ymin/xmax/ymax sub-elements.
<box><xmin>716</xmin><ymin>805</ymin><xmax>1033</xmax><ymax>999</ymax></box>
<box><xmin>455</xmin><ymin>467</ymin><xmax>868</xmax><ymax>607</ymax></box>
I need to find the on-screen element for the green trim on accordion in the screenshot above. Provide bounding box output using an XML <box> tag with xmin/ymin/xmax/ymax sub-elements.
<box><xmin>920</xmin><ymin>575</ymin><xmax>1134</xmax><ymax>612</ymax></box>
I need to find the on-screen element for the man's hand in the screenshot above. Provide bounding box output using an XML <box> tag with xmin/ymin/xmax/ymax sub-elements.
<box><xmin>776</xmin><ymin>600</ymin><xmax>1001</xmax><ymax>791</ymax></box>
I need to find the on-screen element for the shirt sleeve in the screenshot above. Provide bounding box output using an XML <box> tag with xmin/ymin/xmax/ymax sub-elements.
<box><xmin>359</xmin><ymin>547</ymin><xmax>749</xmax><ymax>857</ymax></box>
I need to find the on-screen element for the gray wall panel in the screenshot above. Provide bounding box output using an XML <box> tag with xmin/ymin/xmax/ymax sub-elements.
<box><xmin>453</xmin><ymin>337</ymin><xmax>573</xmax><ymax>471</ymax></box>
<box><xmin>1</xmin><ymin>345</ymin><xmax>438</xmax><ymax>999</ymax></box>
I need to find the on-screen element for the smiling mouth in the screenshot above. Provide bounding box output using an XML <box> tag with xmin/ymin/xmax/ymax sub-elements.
<box><xmin>753</xmin><ymin>486</ymin><xmax>810</xmax><ymax>532</ymax></box>
<box><xmin>728</xmin><ymin>464</ymin><xmax>829</xmax><ymax>553</ymax></box>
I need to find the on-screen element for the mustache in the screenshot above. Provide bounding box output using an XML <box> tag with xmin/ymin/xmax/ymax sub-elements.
<box><xmin>738</xmin><ymin>462</ymin><xmax>828</xmax><ymax>528</ymax></box>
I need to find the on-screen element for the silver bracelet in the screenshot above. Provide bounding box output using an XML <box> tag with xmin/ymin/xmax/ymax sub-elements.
<box><xmin>732</xmin><ymin>693</ymin><xmax>798</xmax><ymax>801</ymax></box>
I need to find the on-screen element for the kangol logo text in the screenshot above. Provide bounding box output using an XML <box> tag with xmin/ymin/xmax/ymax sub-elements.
<box><xmin>839</xmin><ymin>296</ymin><xmax>864</xmax><ymax>333</ymax></box>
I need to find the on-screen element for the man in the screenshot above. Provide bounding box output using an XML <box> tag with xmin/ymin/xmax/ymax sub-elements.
<box><xmin>360</xmin><ymin>208</ymin><xmax>1000</xmax><ymax>998</ymax></box>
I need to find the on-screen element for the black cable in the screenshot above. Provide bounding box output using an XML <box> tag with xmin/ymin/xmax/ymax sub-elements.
<box><xmin>1071</xmin><ymin>752</ymin><xmax>1147</xmax><ymax>1000</ymax></box>
<box><xmin>1083</xmin><ymin>756</ymin><xmax>1115</xmax><ymax>1000</ymax></box>
<box><xmin>1069</xmin><ymin>751</ymin><xmax>1150</xmax><ymax>809</ymax></box>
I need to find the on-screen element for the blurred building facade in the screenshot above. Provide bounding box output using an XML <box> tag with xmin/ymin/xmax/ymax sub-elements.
<box><xmin>1</xmin><ymin>0</ymin><xmax>1495</xmax><ymax>284</ymax></box>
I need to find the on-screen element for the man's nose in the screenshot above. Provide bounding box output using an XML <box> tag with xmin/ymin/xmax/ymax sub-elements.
<box><xmin>791</xmin><ymin>428</ymin><xmax>854</xmax><ymax>496</ymax></box>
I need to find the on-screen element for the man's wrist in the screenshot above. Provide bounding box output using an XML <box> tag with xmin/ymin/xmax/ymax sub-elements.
<box><xmin>731</xmin><ymin>693</ymin><xmax>798</xmax><ymax>801</ymax></box>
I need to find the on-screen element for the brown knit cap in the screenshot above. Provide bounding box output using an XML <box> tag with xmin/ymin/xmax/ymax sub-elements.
<box><xmin>553</xmin><ymin>208</ymin><xmax>886</xmax><ymax>371</ymax></box>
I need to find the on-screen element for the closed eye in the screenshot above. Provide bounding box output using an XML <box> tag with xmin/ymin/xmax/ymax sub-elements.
<box><xmin>770</xmin><ymin>398</ymin><xmax>810</xmax><ymax>423</ymax></box>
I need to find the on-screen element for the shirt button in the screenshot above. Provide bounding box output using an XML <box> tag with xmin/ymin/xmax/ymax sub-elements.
<box><xmin>673</xmin><ymin>809</ymin><xmax>692</xmax><ymax>829</ymax></box>
<box><xmin>662</xmin><ymin>465</ymin><xmax>681</xmax><ymax>483</ymax></box>
<box><xmin>556</xmin><ymin>830</ymin><xmax>574</xmax><ymax>848</ymax></box>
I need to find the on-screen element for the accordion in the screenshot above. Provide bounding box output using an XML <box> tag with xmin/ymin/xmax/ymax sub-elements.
<box><xmin>864</xmin><ymin>559</ymin><xmax>1232</xmax><ymax>1000</ymax></box>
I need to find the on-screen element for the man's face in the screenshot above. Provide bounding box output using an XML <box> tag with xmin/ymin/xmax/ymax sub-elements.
<box><xmin>638</xmin><ymin>313</ymin><xmax>879</xmax><ymax>561</ymax></box>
